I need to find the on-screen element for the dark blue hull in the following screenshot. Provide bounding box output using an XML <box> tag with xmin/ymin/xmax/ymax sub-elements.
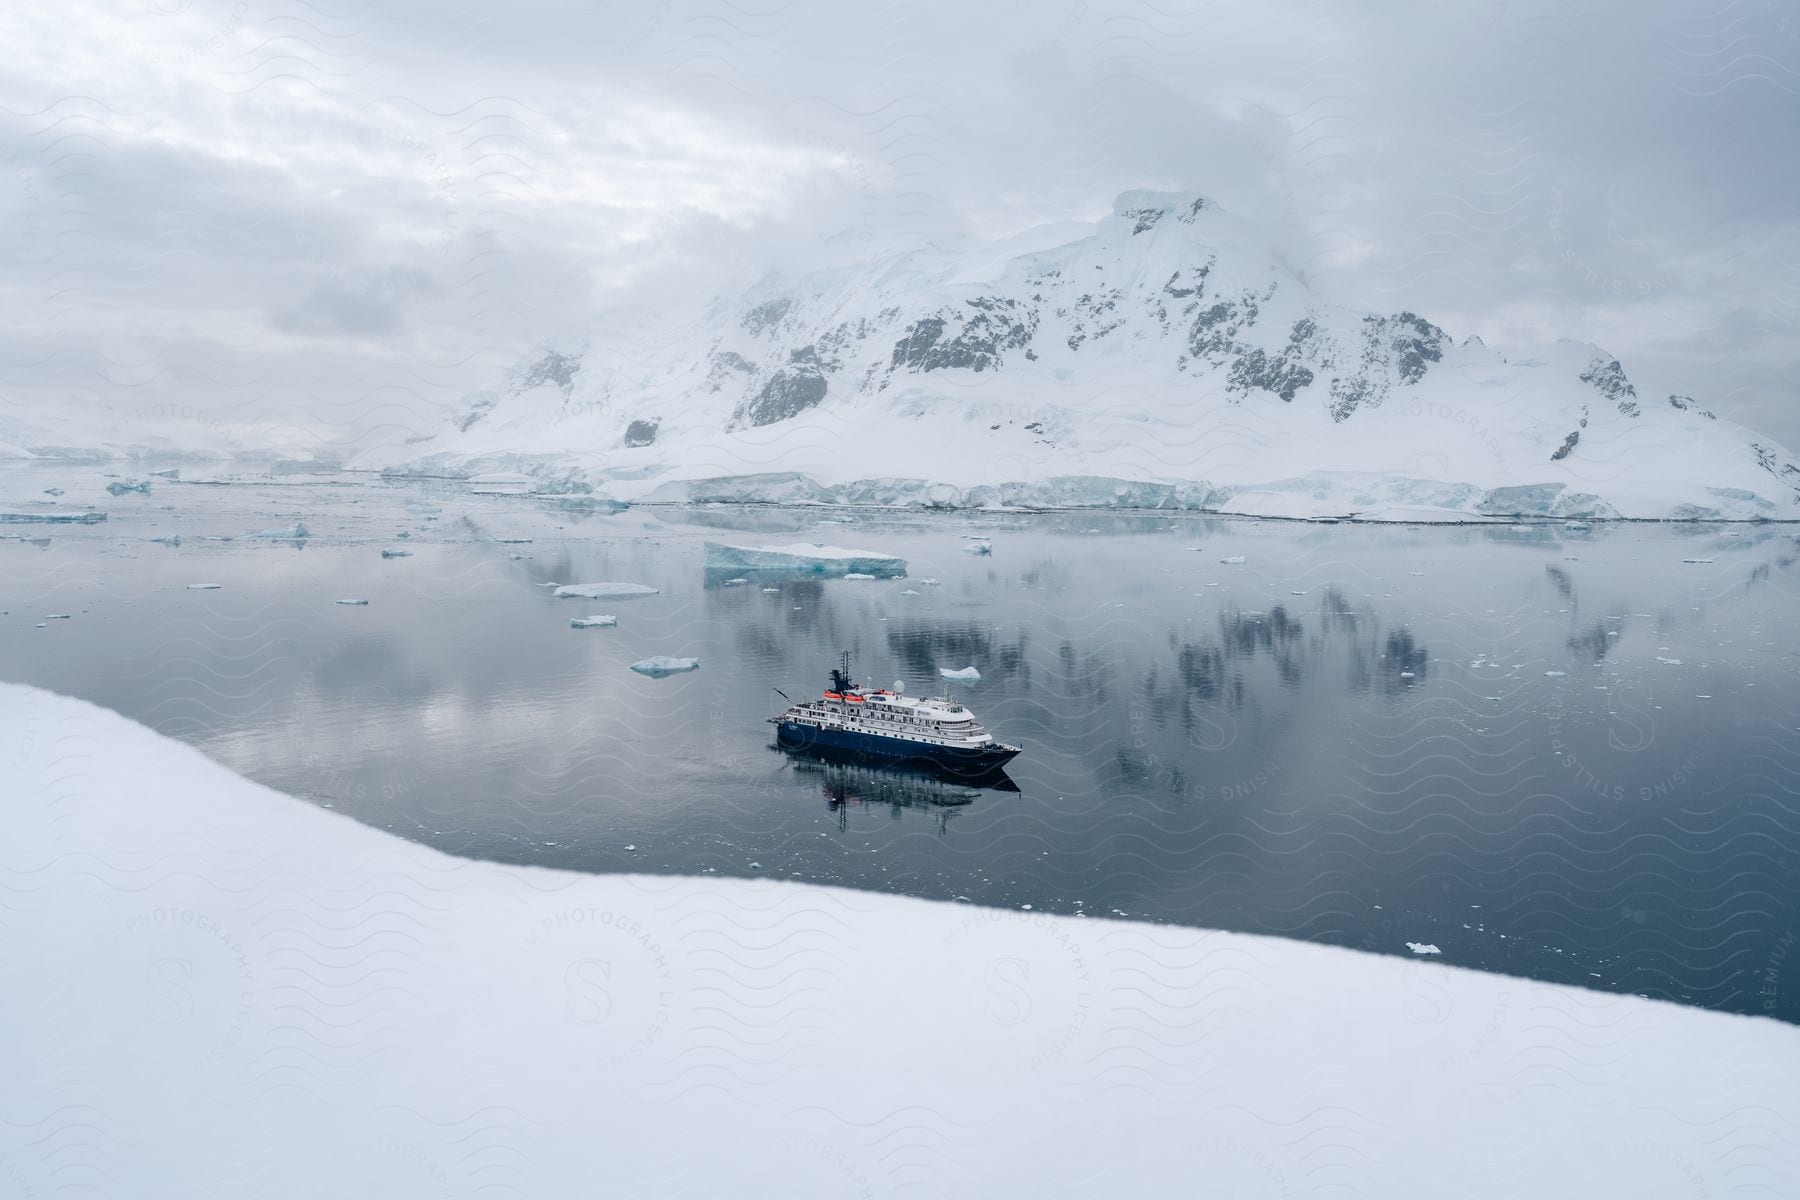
<box><xmin>776</xmin><ymin>721</ymin><xmax>1020</xmax><ymax>778</ymax></box>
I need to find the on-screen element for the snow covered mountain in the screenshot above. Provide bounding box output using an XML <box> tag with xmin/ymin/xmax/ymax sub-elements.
<box><xmin>362</xmin><ymin>190</ymin><xmax>1800</xmax><ymax>520</ymax></box>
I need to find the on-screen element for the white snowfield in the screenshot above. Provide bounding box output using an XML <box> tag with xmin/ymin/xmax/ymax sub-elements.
<box><xmin>348</xmin><ymin>190</ymin><xmax>1800</xmax><ymax>523</ymax></box>
<box><xmin>3</xmin><ymin>682</ymin><xmax>1797</xmax><ymax>1196</ymax></box>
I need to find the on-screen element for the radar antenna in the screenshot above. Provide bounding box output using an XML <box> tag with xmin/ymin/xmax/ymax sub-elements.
<box><xmin>830</xmin><ymin>651</ymin><xmax>853</xmax><ymax>694</ymax></box>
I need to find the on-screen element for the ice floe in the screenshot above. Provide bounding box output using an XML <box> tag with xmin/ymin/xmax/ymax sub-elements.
<box><xmin>703</xmin><ymin>541</ymin><xmax>906</xmax><ymax>577</ymax></box>
<box><xmin>0</xmin><ymin>510</ymin><xmax>106</xmax><ymax>524</ymax></box>
<box><xmin>553</xmin><ymin>582</ymin><xmax>659</xmax><ymax>599</ymax></box>
<box><xmin>630</xmin><ymin>655</ymin><xmax>699</xmax><ymax>677</ymax></box>
<box><xmin>569</xmin><ymin>615</ymin><xmax>617</xmax><ymax>629</ymax></box>
<box><xmin>939</xmin><ymin>666</ymin><xmax>981</xmax><ymax>682</ymax></box>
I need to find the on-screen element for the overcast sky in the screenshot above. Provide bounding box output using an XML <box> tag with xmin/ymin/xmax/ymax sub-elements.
<box><xmin>2</xmin><ymin>0</ymin><xmax>1796</xmax><ymax>453</ymax></box>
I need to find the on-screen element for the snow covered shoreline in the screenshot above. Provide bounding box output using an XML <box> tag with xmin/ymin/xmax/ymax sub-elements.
<box><xmin>4</xmin><ymin>681</ymin><xmax>1797</xmax><ymax>1195</ymax></box>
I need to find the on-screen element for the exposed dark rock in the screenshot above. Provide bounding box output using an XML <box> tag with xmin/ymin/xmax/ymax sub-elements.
<box><xmin>704</xmin><ymin>350</ymin><xmax>754</xmax><ymax>392</ymax></box>
<box><xmin>1162</xmin><ymin>265</ymin><xmax>1211</xmax><ymax>300</ymax></box>
<box><xmin>890</xmin><ymin>297</ymin><xmax>1036</xmax><ymax>373</ymax></box>
<box><xmin>1387</xmin><ymin>312</ymin><xmax>1446</xmax><ymax>384</ymax></box>
<box><xmin>1550</xmin><ymin>429</ymin><xmax>1580</xmax><ymax>461</ymax></box>
<box><xmin>1579</xmin><ymin>354</ymin><xmax>1639</xmax><ymax>416</ymax></box>
<box><xmin>514</xmin><ymin>350</ymin><xmax>581</xmax><ymax>396</ymax></box>
<box><xmin>1227</xmin><ymin>320</ymin><xmax>1319</xmax><ymax>402</ymax></box>
<box><xmin>741</xmin><ymin>298</ymin><xmax>791</xmax><ymax>335</ymax></box>
<box><xmin>1668</xmin><ymin>394</ymin><xmax>1715</xmax><ymax>419</ymax></box>
<box><xmin>1063</xmin><ymin>289</ymin><xmax>1124</xmax><ymax>351</ymax></box>
<box><xmin>1124</xmin><ymin>207</ymin><xmax>1164</xmax><ymax>235</ymax></box>
<box><xmin>1186</xmin><ymin>290</ymin><xmax>1261</xmax><ymax>363</ymax></box>
<box><xmin>623</xmin><ymin>419</ymin><xmax>659</xmax><ymax>447</ymax></box>
<box><xmin>733</xmin><ymin>366</ymin><xmax>827</xmax><ymax>428</ymax></box>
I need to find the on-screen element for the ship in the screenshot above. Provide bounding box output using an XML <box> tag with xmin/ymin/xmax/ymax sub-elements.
<box><xmin>770</xmin><ymin>653</ymin><xmax>1022</xmax><ymax>777</ymax></box>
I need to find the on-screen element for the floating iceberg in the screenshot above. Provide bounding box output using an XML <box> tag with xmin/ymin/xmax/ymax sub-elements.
<box><xmin>939</xmin><ymin>666</ymin><xmax>981</xmax><ymax>682</ymax></box>
<box><xmin>1406</xmin><ymin>943</ymin><xmax>1442</xmax><ymax>956</ymax></box>
<box><xmin>251</xmin><ymin>522</ymin><xmax>308</xmax><ymax>539</ymax></box>
<box><xmin>703</xmin><ymin>541</ymin><xmax>906</xmax><ymax>578</ymax></box>
<box><xmin>1680</xmin><ymin>558</ymin><xmax>1714</xmax><ymax>564</ymax></box>
<box><xmin>0</xmin><ymin>510</ymin><xmax>106</xmax><ymax>524</ymax></box>
<box><xmin>150</xmin><ymin>535</ymin><xmax>181</xmax><ymax>546</ymax></box>
<box><xmin>843</xmin><ymin>572</ymin><xmax>876</xmax><ymax>581</ymax></box>
<box><xmin>41</xmin><ymin>487</ymin><xmax>63</xmax><ymax>496</ymax></box>
<box><xmin>186</xmin><ymin>583</ymin><xmax>221</xmax><ymax>590</ymax></box>
<box><xmin>381</xmin><ymin>548</ymin><xmax>413</xmax><ymax>558</ymax></box>
<box><xmin>570</xmin><ymin>615</ymin><xmax>617</xmax><ymax>629</ymax></box>
<box><xmin>106</xmin><ymin>480</ymin><xmax>151</xmax><ymax>496</ymax></box>
<box><xmin>630</xmin><ymin>655</ymin><xmax>699</xmax><ymax>677</ymax></box>
<box><xmin>1219</xmin><ymin>555</ymin><xmax>1246</xmax><ymax>564</ymax></box>
<box><xmin>960</xmin><ymin>542</ymin><xmax>992</xmax><ymax>556</ymax></box>
<box><xmin>553</xmin><ymin>582</ymin><xmax>659</xmax><ymax>600</ymax></box>
<box><xmin>335</xmin><ymin>598</ymin><xmax>369</xmax><ymax>606</ymax></box>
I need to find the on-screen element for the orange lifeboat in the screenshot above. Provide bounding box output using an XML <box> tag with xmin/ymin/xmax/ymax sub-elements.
<box><xmin>823</xmin><ymin>691</ymin><xmax>842</xmax><ymax>701</ymax></box>
<box><xmin>845</xmin><ymin>694</ymin><xmax>866</xmax><ymax>704</ymax></box>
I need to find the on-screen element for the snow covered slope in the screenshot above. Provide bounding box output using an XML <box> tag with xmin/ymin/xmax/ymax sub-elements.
<box><xmin>5</xmin><ymin>681</ymin><xmax>1799</xmax><ymax>1195</ymax></box>
<box><xmin>360</xmin><ymin>190</ymin><xmax>1800</xmax><ymax>520</ymax></box>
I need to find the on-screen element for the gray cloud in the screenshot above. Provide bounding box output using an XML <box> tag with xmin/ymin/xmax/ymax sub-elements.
<box><xmin>1</xmin><ymin>0</ymin><xmax>1796</xmax><ymax>452</ymax></box>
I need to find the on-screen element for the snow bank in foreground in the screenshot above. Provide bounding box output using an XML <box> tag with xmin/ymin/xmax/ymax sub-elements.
<box><xmin>2</xmin><ymin>683</ymin><xmax>1796</xmax><ymax>1196</ymax></box>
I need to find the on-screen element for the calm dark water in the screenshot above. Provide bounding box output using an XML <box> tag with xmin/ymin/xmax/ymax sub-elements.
<box><xmin>4</xmin><ymin>464</ymin><xmax>1799</xmax><ymax>1022</ymax></box>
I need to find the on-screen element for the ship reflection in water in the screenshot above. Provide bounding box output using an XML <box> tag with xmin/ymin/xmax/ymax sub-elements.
<box><xmin>781</xmin><ymin>748</ymin><xmax>1019</xmax><ymax>836</ymax></box>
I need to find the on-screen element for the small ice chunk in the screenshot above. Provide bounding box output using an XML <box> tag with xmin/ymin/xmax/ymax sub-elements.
<box><xmin>186</xmin><ymin>583</ymin><xmax>221</xmax><ymax>590</ymax></box>
<box><xmin>1681</xmin><ymin>558</ymin><xmax>1714</xmax><ymax>564</ymax></box>
<box><xmin>1399</xmin><ymin>671</ymin><xmax>1415</xmax><ymax>678</ymax></box>
<box><xmin>761</xmin><ymin>586</ymin><xmax>780</xmax><ymax>593</ymax></box>
<box><xmin>1544</xmin><ymin>670</ymin><xmax>1567</xmax><ymax>677</ymax></box>
<box><xmin>960</xmin><ymin>542</ymin><xmax>992</xmax><ymax>556</ymax></box>
<box><xmin>1406</xmin><ymin>943</ymin><xmax>1441</xmax><ymax>956</ymax></box>
<box><xmin>630</xmin><ymin>655</ymin><xmax>699</xmax><ymax>677</ymax></box>
<box><xmin>1290</xmin><ymin>590</ymin><xmax>1306</xmax><ymax>596</ymax></box>
<box><xmin>1654</xmin><ymin>656</ymin><xmax>1682</xmax><ymax>665</ymax></box>
<box><xmin>106</xmin><ymin>480</ymin><xmax>151</xmax><ymax>496</ymax></box>
<box><xmin>569</xmin><ymin>615</ymin><xmax>617</xmax><ymax>629</ymax></box>
<box><xmin>44</xmin><ymin>613</ymin><xmax>71</xmax><ymax>620</ymax></box>
<box><xmin>843</xmin><ymin>573</ymin><xmax>876</xmax><ymax>581</ymax></box>
<box><xmin>150</xmin><ymin>535</ymin><xmax>182</xmax><ymax>546</ymax></box>
<box><xmin>939</xmin><ymin>666</ymin><xmax>981</xmax><ymax>682</ymax></box>
<box><xmin>919</xmin><ymin>578</ymin><xmax>940</xmax><ymax>586</ymax></box>
<box><xmin>42</xmin><ymin>487</ymin><xmax>64</xmax><ymax>496</ymax></box>
<box><xmin>554</xmin><ymin>583</ymin><xmax>659</xmax><ymax>599</ymax></box>
<box><xmin>723</xmin><ymin>577</ymin><xmax>748</xmax><ymax>585</ymax></box>
<box><xmin>381</xmin><ymin>549</ymin><xmax>413</xmax><ymax>558</ymax></box>
<box><xmin>335</xmin><ymin>598</ymin><xmax>369</xmax><ymax>606</ymax></box>
<box><xmin>1219</xmin><ymin>555</ymin><xmax>1246</xmax><ymax>565</ymax></box>
<box><xmin>900</xmin><ymin>588</ymin><xmax>920</xmax><ymax>595</ymax></box>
